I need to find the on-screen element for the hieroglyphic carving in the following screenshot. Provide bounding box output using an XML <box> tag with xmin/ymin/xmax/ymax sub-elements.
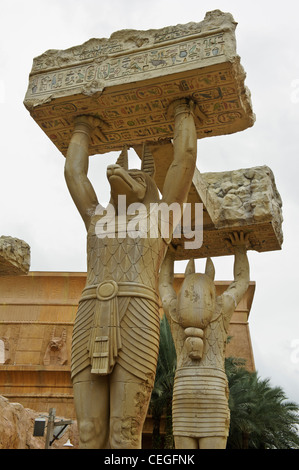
<box><xmin>28</xmin><ymin>13</ymin><xmax>230</xmax><ymax>75</ymax></box>
<box><xmin>27</xmin><ymin>34</ymin><xmax>226</xmax><ymax>96</ymax></box>
<box><xmin>26</xmin><ymin>61</ymin><xmax>253</xmax><ymax>156</ymax></box>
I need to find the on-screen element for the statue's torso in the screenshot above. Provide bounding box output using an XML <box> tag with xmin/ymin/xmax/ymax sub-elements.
<box><xmin>72</xmin><ymin>212</ymin><xmax>167</xmax><ymax>382</ymax></box>
<box><xmin>172</xmin><ymin>306</ymin><xmax>230</xmax><ymax>438</ymax></box>
<box><xmin>176</xmin><ymin>301</ymin><xmax>228</xmax><ymax>372</ymax></box>
<box><xmin>86</xmin><ymin>214</ymin><xmax>167</xmax><ymax>289</ymax></box>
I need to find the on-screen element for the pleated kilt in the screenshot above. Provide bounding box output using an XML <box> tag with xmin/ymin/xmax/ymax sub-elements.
<box><xmin>172</xmin><ymin>367</ymin><xmax>230</xmax><ymax>438</ymax></box>
<box><xmin>71</xmin><ymin>282</ymin><xmax>160</xmax><ymax>388</ymax></box>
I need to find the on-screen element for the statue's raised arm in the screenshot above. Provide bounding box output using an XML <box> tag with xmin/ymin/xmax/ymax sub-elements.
<box><xmin>222</xmin><ymin>231</ymin><xmax>250</xmax><ymax>322</ymax></box>
<box><xmin>162</xmin><ymin>98</ymin><xmax>197</xmax><ymax>206</ymax></box>
<box><xmin>64</xmin><ymin>116</ymin><xmax>103</xmax><ymax>230</ymax></box>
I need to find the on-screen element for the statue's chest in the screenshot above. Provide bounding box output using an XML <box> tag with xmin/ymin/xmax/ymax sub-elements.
<box><xmin>86</xmin><ymin>214</ymin><xmax>166</xmax><ymax>285</ymax></box>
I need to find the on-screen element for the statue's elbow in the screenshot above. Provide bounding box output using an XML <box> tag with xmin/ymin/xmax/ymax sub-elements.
<box><xmin>64</xmin><ymin>163</ymin><xmax>85</xmax><ymax>186</ymax></box>
<box><xmin>238</xmin><ymin>276</ymin><xmax>250</xmax><ymax>295</ymax></box>
<box><xmin>64</xmin><ymin>162</ymin><xmax>74</xmax><ymax>184</ymax></box>
<box><xmin>185</xmin><ymin>145</ymin><xmax>197</xmax><ymax>163</ymax></box>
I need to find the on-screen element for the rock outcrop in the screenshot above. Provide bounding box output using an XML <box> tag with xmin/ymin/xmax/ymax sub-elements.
<box><xmin>0</xmin><ymin>236</ymin><xmax>30</xmax><ymax>276</ymax></box>
<box><xmin>0</xmin><ymin>395</ymin><xmax>78</xmax><ymax>449</ymax></box>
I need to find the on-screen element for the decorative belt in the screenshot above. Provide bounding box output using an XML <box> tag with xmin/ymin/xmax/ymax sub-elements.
<box><xmin>80</xmin><ymin>280</ymin><xmax>159</xmax><ymax>304</ymax></box>
<box><xmin>79</xmin><ymin>280</ymin><xmax>159</xmax><ymax>376</ymax></box>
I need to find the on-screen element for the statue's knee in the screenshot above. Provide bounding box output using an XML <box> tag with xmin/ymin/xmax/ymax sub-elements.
<box><xmin>109</xmin><ymin>418</ymin><xmax>121</xmax><ymax>448</ymax></box>
<box><xmin>78</xmin><ymin>418</ymin><xmax>107</xmax><ymax>447</ymax></box>
<box><xmin>79</xmin><ymin>419</ymin><xmax>97</xmax><ymax>443</ymax></box>
<box><xmin>110</xmin><ymin>417</ymin><xmax>140</xmax><ymax>449</ymax></box>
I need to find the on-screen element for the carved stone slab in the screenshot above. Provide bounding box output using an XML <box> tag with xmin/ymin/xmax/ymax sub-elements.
<box><xmin>0</xmin><ymin>236</ymin><xmax>30</xmax><ymax>276</ymax></box>
<box><xmin>24</xmin><ymin>10</ymin><xmax>255</xmax><ymax>157</ymax></box>
<box><xmin>171</xmin><ymin>165</ymin><xmax>283</xmax><ymax>260</ymax></box>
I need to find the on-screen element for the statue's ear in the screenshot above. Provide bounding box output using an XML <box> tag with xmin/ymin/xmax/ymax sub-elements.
<box><xmin>116</xmin><ymin>145</ymin><xmax>129</xmax><ymax>170</ymax></box>
<box><xmin>141</xmin><ymin>143</ymin><xmax>155</xmax><ymax>177</ymax></box>
<box><xmin>185</xmin><ymin>259</ymin><xmax>195</xmax><ymax>277</ymax></box>
<box><xmin>205</xmin><ymin>257</ymin><xmax>215</xmax><ymax>280</ymax></box>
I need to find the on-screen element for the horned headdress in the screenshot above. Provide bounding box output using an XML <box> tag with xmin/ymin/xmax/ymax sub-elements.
<box><xmin>116</xmin><ymin>143</ymin><xmax>155</xmax><ymax>177</ymax></box>
<box><xmin>185</xmin><ymin>257</ymin><xmax>215</xmax><ymax>280</ymax></box>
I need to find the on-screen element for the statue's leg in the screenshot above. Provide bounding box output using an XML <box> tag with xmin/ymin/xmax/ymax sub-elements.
<box><xmin>199</xmin><ymin>436</ymin><xmax>227</xmax><ymax>449</ymax></box>
<box><xmin>72</xmin><ymin>366</ymin><xmax>110</xmax><ymax>449</ymax></box>
<box><xmin>174</xmin><ymin>436</ymin><xmax>198</xmax><ymax>449</ymax></box>
<box><xmin>109</xmin><ymin>363</ymin><xmax>153</xmax><ymax>449</ymax></box>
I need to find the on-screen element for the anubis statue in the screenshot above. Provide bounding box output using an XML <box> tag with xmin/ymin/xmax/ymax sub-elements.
<box><xmin>64</xmin><ymin>98</ymin><xmax>197</xmax><ymax>449</ymax></box>
<box><xmin>159</xmin><ymin>232</ymin><xmax>250</xmax><ymax>449</ymax></box>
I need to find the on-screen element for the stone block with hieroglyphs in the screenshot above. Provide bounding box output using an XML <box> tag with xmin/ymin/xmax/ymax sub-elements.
<box><xmin>24</xmin><ymin>10</ymin><xmax>255</xmax><ymax>157</ymax></box>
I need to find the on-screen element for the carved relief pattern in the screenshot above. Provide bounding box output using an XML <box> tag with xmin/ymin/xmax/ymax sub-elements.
<box><xmin>29</xmin><ymin>33</ymin><xmax>224</xmax><ymax>83</ymax></box>
<box><xmin>24</xmin><ymin>12</ymin><xmax>255</xmax><ymax>158</ymax></box>
<box><xmin>43</xmin><ymin>327</ymin><xmax>68</xmax><ymax>366</ymax></box>
<box><xmin>27</xmin><ymin>34</ymin><xmax>226</xmax><ymax>104</ymax></box>
<box><xmin>28</xmin><ymin>63</ymin><xmax>249</xmax><ymax>156</ymax></box>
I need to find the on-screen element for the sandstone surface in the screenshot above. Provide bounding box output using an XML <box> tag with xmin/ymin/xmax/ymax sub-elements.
<box><xmin>172</xmin><ymin>165</ymin><xmax>283</xmax><ymax>259</ymax></box>
<box><xmin>201</xmin><ymin>165</ymin><xmax>283</xmax><ymax>236</ymax></box>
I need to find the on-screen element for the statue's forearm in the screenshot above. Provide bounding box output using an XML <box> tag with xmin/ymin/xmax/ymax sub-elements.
<box><xmin>159</xmin><ymin>251</ymin><xmax>176</xmax><ymax>311</ymax></box>
<box><xmin>65</xmin><ymin>120</ymin><xmax>91</xmax><ymax>176</ymax></box>
<box><xmin>223</xmin><ymin>246</ymin><xmax>250</xmax><ymax>315</ymax></box>
<box><xmin>234</xmin><ymin>246</ymin><xmax>250</xmax><ymax>287</ymax></box>
<box><xmin>222</xmin><ymin>233</ymin><xmax>251</xmax><ymax>319</ymax></box>
<box><xmin>173</xmin><ymin>107</ymin><xmax>197</xmax><ymax>164</ymax></box>
<box><xmin>162</xmin><ymin>101</ymin><xmax>197</xmax><ymax>205</ymax></box>
<box><xmin>64</xmin><ymin>119</ymin><xmax>98</xmax><ymax>229</ymax></box>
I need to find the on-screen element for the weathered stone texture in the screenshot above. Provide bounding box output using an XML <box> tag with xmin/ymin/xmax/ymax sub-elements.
<box><xmin>202</xmin><ymin>165</ymin><xmax>283</xmax><ymax>240</ymax></box>
<box><xmin>0</xmin><ymin>236</ymin><xmax>30</xmax><ymax>276</ymax></box>
<box><xmin>172</xmin><ymin>165</ymin><xmax>283</xmax><ymax>260</ymax></box>
<box><xmin>24</xmin><ymin>10</ymin><xmax>255</xmax><ymax>157</ymax></box>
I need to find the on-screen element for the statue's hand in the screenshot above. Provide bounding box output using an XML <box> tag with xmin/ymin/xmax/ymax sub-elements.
<box><xmin>74</xmin><ymin>115</ymin><xmax>109</xmax><ymax>142</ymax></box>
<box><xmin>227</xmin><ymin>231</ymin><xmax>250</xmax><ymax>250</ymax></box>
<box><xmin>74</xmin><ymin>115</ymin><xmax>102</xmax><ymax>128</ymax></box>
<box><xmin>167</xmin><ymin>98</ymin><xmax>207</xmax><ymax>126</ymax></box>
<box><xmin>167</xmin><ymin>97</ymin><xmax>193</xmax><ymax>118</ymax></box>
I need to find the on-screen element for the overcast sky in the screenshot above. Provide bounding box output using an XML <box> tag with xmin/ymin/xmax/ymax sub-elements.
<box><xmin>1</xmin><ymin>0</ymin><xmax>299</xmax><ymax>405</ymax></box>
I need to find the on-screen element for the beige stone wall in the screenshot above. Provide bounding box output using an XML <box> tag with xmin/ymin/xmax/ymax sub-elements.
<box><xmin>0</xmin><ymin>272</ymin><xmax>85</xmax><ymax>417</ymax></box>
